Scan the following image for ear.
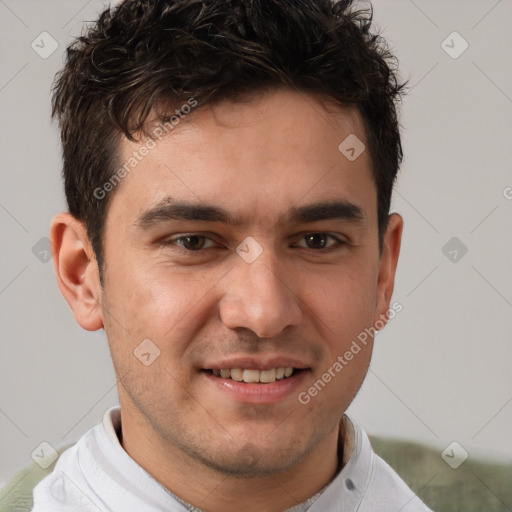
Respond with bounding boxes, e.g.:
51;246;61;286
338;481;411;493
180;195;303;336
50;212;104;331
373;213;403;327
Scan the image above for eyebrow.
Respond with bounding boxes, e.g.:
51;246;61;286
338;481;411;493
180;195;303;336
134;197;366;229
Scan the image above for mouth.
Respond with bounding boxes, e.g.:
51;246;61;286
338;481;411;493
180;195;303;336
205;367;302;384
200;357;311;403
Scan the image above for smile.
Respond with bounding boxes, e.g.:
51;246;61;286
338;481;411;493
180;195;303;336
208;367;297;383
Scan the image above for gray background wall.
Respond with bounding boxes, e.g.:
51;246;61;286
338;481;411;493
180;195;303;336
1;0;511;487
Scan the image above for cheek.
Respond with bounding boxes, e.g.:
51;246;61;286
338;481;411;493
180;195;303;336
104;259;225;352
309;264;378;341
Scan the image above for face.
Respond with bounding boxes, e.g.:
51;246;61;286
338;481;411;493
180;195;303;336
96;88;399;476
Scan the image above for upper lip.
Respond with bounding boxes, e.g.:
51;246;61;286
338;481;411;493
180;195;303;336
202;356;311;371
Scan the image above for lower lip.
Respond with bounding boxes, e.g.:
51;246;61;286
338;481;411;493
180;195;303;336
202;370;308;404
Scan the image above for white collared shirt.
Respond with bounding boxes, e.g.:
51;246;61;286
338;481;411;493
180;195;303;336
31;406;432;512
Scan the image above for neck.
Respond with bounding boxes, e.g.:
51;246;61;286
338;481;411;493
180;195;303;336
120;407;342;512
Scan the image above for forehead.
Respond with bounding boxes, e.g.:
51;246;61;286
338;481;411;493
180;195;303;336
110;88;375;229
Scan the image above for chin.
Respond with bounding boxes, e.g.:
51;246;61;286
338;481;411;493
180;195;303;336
192;441;308;477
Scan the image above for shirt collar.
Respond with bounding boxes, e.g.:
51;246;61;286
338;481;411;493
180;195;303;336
102;406;362;511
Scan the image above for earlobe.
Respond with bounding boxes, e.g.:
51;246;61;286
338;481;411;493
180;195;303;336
50;212;104;331
374;213;403;328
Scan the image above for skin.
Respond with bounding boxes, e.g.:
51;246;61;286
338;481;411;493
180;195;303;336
51;87;402;512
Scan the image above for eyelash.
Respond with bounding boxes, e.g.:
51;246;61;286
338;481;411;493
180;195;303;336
163;233;347;253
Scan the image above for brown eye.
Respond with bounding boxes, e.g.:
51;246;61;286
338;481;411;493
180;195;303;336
296;233;345;251
304;233;328;249
177;235;206;251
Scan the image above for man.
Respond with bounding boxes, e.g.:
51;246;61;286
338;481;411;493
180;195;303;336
31;0;432;510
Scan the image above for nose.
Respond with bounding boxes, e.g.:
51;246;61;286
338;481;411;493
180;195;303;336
219;248;303;339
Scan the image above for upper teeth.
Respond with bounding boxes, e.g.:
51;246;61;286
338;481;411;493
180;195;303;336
212;367;294;383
